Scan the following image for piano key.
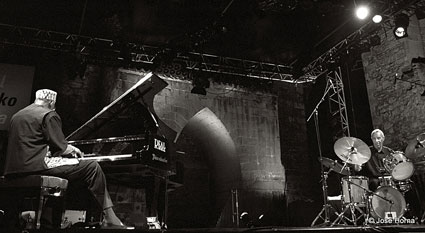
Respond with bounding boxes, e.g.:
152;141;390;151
80;154;133;162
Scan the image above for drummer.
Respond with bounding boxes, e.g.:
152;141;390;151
357;129;396;191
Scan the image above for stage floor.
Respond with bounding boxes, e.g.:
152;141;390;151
19;224;425;233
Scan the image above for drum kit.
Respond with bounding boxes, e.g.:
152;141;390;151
312;135;425;227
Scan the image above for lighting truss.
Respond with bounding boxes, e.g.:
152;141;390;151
327;67;350;137
0;23;297;83
174;52;296;82
298;0;424;83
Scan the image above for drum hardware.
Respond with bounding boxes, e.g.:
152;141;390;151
378;176;395;188
383;151;405;174
319;157;351;176
332;179;370;226
311;168;345;227
308;79;341;227
326;136;372;226
312;136;371;226
396;179;413;194
333;179;402;226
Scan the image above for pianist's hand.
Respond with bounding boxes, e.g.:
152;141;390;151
70;145;84;159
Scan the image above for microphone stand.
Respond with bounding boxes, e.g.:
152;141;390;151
310;79;337;227
345;180;394;205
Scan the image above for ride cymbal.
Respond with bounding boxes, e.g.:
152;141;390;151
334;137;371;165
405;133;425;159
319;157;350;175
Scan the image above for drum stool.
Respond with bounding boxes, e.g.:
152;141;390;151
0;175;68;229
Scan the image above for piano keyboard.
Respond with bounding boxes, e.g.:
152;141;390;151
80;153;133;162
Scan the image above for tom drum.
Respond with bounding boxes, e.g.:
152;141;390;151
341;176;369;206
392;161;414;181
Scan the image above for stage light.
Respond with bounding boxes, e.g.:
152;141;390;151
355;5;370;20
393;13;409;39
372;14;382;23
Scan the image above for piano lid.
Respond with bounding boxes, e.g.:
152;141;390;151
66;72;168;141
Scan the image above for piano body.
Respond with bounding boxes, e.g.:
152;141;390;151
66;72;180;224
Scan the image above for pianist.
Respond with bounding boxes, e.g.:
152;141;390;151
3;89;130;229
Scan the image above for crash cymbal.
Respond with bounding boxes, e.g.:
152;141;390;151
319;157;350;175
334;137;371;165
405;133;425;159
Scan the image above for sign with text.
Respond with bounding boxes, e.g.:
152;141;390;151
0;63;35;130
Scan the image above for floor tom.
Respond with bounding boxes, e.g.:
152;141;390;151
341;176;369;206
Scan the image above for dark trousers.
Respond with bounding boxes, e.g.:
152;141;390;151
39;160;113;210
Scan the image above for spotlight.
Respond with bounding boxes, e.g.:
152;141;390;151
372;14;382;23
393;13;409;39
355;5;370;20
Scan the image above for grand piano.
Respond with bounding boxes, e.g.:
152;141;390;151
66;72;181;226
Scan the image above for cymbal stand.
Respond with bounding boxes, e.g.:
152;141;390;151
311;168;342;226
331;180;369;226
308;79;338;227
332;180;396;226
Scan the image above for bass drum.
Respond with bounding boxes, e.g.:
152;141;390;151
369;186;406;219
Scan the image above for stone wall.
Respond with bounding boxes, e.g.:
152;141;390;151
362;15;425;150
150;74;285;227
0;48;312;228
277;82;321;226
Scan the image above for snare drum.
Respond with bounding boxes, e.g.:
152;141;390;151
341;176;369;205
369;186;406;220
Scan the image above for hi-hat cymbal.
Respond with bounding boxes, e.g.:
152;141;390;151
334;137;371;165
319;157;350;175
405;133;425;159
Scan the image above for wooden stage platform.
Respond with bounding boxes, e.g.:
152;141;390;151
18;224;425;233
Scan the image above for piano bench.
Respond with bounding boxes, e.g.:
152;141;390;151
0;175;68;229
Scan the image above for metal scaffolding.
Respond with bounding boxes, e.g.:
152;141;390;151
0;23;299;83
298;0;425;83
327;67;350;137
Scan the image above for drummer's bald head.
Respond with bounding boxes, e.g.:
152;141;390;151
371;129;384;138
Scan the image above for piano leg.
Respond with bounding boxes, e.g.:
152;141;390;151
147;172;170;229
